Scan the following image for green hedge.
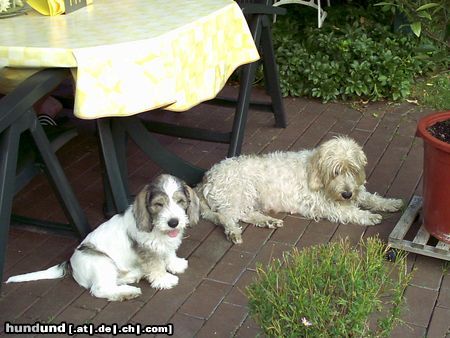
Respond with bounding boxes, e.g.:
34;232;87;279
271;4;445;102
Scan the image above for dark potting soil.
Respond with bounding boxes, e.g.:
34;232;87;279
427;119;450;144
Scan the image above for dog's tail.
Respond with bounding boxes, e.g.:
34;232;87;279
5;261;70;283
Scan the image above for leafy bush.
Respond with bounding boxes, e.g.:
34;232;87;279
375;0;449;48
271;4;446;102
247;237;413;338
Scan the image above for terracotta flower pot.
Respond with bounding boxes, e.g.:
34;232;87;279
416;111;450;244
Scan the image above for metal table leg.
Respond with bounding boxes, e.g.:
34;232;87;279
97;116;205;215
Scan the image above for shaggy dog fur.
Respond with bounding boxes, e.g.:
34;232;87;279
196;136;403;244
6;174;200;301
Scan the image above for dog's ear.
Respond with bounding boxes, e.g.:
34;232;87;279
354;147;367;186
356;147;368;168
356;167;367;186
183;183;200;226
133;185;153;232
307;149;323;191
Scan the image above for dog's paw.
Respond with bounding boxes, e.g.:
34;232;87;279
381;198;403;212
226;231;243;244
92;285;142;302
151;273;179;290
255;218;284;229
113;286;142;302
360;212;382;226
268;219;284;228
167;257;188;274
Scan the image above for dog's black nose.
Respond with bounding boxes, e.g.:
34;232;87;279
168;218;179;228
341;191;352;200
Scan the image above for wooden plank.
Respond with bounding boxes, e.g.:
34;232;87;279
389;239;450;261
388;196;449;262
389;196;422;240
412;225;430;248
436;241;450;251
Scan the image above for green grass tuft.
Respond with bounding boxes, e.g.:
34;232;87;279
411;71;450;110
247;237;412;338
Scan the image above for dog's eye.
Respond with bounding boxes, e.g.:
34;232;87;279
334;168;340;176
152;202;164;208
176;198;187;207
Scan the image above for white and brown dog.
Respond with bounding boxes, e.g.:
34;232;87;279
6;174;200;301
196;136;403;244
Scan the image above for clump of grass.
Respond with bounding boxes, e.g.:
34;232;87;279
411;71;450;110
247;237;412;338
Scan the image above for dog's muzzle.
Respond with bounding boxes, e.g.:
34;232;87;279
166;218;180;238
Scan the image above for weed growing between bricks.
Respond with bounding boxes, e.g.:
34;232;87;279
247;237;413;337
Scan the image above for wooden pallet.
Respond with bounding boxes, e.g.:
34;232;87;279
388;195;450;261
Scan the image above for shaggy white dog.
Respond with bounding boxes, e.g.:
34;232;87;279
196;136;403;244
6;174;200;301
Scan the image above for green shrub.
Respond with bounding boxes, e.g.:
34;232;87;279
374;0;449;48
272;4;446;102
247;237;413;338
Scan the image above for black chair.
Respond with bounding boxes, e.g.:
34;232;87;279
11;124;79;231
0;68;90;285
144;0;287;158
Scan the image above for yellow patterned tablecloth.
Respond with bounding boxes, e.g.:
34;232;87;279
0;0;259;119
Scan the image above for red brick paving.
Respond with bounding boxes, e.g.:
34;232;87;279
2;87;448;337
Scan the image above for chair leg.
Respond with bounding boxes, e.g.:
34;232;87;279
112;121;130;197
0;123;21;283
102;171;116;218
261;21;287;128
123;117;205;186
226;13;265;157
97;118;130;214
30;113;90;238
99;120;130;217
227;61;259;157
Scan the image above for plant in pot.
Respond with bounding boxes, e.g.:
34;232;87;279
416;111;450;244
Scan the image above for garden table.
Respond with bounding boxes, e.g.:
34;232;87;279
0;0;260;212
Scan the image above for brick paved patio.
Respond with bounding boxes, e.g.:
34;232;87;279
1;87;449;337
